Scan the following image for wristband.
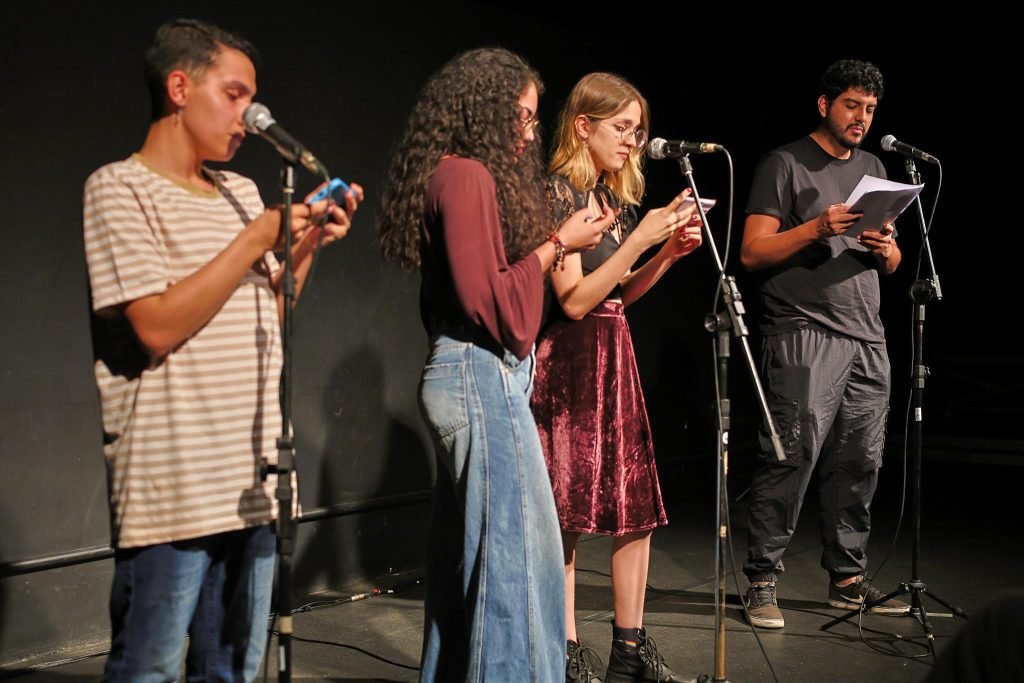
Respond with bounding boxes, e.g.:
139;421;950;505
548;231;566;271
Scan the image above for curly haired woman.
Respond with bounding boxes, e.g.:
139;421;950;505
379;49;612;683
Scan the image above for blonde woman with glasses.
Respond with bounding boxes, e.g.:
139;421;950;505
531;72;702;683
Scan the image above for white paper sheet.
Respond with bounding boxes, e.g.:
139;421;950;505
843;175;923;238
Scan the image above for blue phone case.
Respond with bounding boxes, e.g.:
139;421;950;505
310;177;352;203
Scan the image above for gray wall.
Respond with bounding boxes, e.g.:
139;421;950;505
1;2;1018;668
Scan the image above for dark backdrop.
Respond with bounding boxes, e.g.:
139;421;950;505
0;2;1018;667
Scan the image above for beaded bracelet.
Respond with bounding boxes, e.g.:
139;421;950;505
548;231;566;271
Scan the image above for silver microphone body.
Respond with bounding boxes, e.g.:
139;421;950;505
880;134;939;164
647;137;723;160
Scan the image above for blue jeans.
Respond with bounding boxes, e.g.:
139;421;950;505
417;336;566;682
103;524;276;683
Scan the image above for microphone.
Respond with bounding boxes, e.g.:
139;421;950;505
647;137;723;160
880;134;940;164
243;103;327;175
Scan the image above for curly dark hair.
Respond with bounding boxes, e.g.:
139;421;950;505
378;47;550;270
819;59;884;103
144;18;261;122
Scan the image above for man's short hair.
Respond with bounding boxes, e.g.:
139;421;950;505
820;59;884;103
144;18;260;121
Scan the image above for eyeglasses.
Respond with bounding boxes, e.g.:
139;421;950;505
598;120;647;148
515;105;539;132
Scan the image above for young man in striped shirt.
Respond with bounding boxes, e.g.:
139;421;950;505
83;18;359;681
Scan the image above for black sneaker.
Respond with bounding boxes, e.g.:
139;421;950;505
743;582;785;629
828;576;910;615
567;639;604;683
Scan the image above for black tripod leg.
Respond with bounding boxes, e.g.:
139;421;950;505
919;587;969;619
905;586;939;658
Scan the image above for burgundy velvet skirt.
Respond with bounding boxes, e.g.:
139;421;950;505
532;301;668;536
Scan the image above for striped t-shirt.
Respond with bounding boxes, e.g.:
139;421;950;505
83;154;283;548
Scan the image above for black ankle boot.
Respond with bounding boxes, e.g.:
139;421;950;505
604;625;687;683
566;639;604;682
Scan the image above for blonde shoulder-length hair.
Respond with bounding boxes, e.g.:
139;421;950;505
548;72;649;206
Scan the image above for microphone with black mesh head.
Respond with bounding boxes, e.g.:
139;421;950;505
647;137;723;160
880;135;940;165
243;103;327;175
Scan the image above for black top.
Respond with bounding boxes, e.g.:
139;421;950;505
548;174;639;302
745;136;889;343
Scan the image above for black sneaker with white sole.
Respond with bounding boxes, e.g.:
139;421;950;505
828;576;910;615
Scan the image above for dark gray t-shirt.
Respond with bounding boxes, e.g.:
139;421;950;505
746;135;888;342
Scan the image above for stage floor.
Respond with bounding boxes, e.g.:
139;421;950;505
10;455;1015;682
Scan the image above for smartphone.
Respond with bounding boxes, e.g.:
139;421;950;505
682;196;717;212
309;177;353;204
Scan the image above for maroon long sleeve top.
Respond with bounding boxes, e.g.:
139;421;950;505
419;157;544;360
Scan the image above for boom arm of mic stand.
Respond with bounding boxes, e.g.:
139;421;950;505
676;154;786;463
721;280;786;463
906;158;942;301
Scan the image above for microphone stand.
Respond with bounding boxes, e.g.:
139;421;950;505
820;158;966;654
675;152;786;683
260;160;298;682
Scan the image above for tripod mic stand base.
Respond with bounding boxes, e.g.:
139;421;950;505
669;674;714;683
820;578;967;659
